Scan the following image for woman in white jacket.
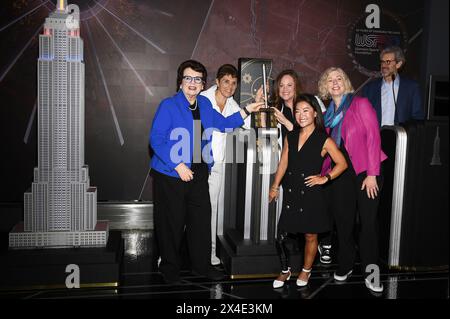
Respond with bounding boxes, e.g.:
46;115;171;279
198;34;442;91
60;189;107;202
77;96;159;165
200;64;250;266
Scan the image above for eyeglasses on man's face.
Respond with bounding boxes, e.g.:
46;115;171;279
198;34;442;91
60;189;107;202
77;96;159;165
183;75;203;84
380;59;396;65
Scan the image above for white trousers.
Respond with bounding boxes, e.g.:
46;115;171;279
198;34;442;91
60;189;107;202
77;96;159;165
208;162;225;265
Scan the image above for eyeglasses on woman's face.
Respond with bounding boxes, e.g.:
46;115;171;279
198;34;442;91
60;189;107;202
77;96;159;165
183;75;203;84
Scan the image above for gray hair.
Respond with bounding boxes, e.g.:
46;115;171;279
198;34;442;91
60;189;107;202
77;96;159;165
380;46;406;64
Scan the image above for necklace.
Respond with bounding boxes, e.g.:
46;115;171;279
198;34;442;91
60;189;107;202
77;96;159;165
188;99;198;111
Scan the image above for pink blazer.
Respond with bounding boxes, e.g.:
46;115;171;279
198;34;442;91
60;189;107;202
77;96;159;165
323;96;388;176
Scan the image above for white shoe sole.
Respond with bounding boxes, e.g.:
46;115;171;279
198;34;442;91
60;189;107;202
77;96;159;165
211;256;221;266
318;246;332;264
333;270;353;281
365;278;384;293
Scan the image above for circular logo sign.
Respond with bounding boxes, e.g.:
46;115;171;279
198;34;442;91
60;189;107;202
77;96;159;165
347;5;408;77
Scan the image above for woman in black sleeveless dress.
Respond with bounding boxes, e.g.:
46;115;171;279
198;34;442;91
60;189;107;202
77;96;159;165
269;94;348;288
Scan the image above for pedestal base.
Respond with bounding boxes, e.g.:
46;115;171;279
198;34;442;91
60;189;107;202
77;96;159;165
218;230;303;279
9;221;109;249
0;230;123;290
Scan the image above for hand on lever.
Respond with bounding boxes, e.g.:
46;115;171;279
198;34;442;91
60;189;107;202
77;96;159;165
271;107;294;131
246;101;265;113
255;84;270;103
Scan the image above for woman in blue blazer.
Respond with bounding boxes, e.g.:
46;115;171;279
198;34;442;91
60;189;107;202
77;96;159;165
149;59;263;284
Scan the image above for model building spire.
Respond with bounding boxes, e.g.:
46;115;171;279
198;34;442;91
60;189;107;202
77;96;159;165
58;0;67;11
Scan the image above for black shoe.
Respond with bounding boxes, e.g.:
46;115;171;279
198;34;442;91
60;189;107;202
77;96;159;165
161;272;181;285
211;264;224;273
206;267;226;281
192;267;226;281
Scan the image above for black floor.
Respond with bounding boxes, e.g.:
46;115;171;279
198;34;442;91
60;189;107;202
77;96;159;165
0;230;448;300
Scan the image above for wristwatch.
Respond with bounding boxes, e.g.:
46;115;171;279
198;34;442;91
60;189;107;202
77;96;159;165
325;173;332;182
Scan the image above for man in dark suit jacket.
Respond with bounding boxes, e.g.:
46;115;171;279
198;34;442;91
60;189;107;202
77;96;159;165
362;46;425;126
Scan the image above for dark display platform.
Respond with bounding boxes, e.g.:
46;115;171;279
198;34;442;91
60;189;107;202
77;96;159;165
0;231;123;290
218;231;303;278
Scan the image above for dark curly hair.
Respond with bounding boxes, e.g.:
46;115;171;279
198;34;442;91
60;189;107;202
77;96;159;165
176;59;207;91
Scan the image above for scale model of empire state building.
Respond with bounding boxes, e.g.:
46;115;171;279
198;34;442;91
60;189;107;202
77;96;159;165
9;0;108;248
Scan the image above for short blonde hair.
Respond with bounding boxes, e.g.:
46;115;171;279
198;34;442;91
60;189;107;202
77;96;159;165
317;67;354;100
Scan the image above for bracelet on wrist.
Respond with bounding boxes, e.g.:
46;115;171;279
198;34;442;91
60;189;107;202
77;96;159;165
325;173;332;182
243;106;251;116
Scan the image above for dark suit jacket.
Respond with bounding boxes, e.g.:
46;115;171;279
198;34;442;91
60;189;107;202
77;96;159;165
361;76;425;126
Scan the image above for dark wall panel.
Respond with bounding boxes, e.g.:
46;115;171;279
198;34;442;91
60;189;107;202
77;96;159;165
1;0;427;201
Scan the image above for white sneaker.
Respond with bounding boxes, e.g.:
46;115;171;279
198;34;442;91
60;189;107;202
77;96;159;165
333;269;353;281
318;244;332;264
211;255;221;266
365;277;384;293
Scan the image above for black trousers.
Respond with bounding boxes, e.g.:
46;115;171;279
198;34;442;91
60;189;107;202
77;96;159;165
323;167;383;273
323;167;357;273
152;166;211;281
355;172;384;272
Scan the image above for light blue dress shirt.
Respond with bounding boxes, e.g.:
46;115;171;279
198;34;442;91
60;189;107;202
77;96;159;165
381;74;400;126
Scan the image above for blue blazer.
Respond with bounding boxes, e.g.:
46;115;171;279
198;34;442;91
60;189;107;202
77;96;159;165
362;76;425;126
149;90;244;178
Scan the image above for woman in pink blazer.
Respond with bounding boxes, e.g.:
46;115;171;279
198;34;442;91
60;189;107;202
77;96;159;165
318;67;387;294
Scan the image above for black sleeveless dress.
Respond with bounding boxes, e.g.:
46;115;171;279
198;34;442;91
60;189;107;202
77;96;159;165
277;128;331;234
